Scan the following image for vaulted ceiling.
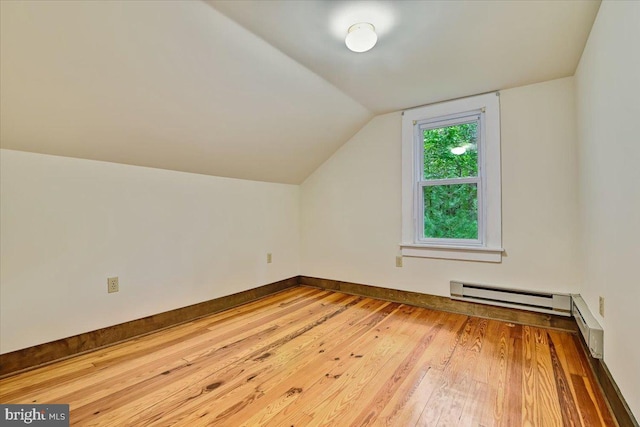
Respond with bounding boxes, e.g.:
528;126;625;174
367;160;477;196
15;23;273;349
0;1;600;184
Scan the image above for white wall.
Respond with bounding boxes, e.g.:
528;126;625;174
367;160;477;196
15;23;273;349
0;149;299;354
301;77;580;297
575;1;640;418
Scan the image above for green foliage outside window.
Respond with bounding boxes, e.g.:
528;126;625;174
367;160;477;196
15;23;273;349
423;123;479;239
423;184;478;239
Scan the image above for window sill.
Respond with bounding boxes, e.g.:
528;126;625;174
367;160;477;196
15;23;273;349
400;243;503;263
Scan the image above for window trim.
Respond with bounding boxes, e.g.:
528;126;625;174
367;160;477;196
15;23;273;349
400;92;503;262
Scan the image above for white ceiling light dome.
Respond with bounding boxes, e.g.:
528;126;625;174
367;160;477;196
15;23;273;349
345;22;377;53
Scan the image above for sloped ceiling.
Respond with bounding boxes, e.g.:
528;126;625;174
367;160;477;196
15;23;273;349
1;1;600;184
209;0;601;114
0;1;370;184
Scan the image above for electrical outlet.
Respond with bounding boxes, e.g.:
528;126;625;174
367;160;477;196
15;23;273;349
396;256;403;267
107;277;119;293
599;296;605;317
267;253;272;264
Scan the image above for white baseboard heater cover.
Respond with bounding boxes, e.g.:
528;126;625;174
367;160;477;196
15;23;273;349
450;281;572;317
572;295;604;359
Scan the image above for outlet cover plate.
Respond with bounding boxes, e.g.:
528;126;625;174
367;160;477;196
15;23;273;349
108;277;119;293
598;296;604;317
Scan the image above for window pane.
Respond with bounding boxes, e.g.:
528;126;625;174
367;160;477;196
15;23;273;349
423;122;478;179
423;184;478;239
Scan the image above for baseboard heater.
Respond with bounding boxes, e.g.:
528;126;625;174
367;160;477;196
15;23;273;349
450;281;572;316
572;294;604;359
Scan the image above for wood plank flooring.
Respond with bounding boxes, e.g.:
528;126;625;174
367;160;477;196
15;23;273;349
0;286;616;426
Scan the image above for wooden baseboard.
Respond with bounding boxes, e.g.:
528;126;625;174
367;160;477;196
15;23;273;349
299;276;578;332
0;277;298;378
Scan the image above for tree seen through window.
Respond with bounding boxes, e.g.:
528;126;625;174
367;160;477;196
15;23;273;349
422;122;478;239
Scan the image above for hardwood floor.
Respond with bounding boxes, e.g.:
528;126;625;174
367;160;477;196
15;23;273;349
0;286;616;426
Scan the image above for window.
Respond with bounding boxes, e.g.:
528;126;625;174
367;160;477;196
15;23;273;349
419;112;481;243
401;93;502;262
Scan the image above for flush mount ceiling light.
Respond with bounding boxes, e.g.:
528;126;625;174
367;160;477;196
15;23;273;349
345;22;377;53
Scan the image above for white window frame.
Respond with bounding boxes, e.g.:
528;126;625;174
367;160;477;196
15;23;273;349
401;92;503;262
